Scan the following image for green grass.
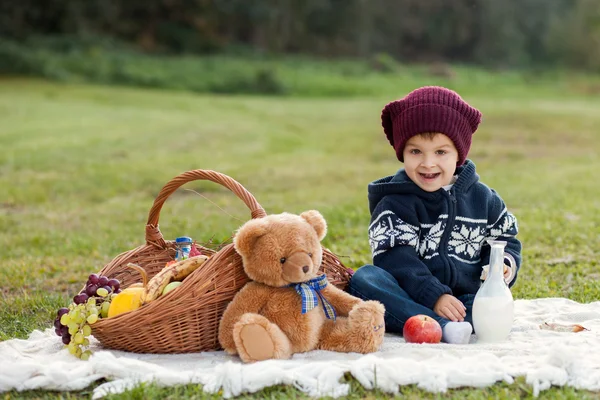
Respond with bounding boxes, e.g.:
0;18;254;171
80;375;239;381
1;75;600;399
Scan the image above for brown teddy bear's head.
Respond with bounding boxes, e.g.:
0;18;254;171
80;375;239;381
233;210;327;287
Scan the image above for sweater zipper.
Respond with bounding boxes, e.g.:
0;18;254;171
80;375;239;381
441;190;457;286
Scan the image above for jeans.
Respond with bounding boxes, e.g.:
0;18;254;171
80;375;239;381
347;264;475;333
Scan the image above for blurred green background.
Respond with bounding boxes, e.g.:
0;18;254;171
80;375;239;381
2;0;600;95
1;1;600;399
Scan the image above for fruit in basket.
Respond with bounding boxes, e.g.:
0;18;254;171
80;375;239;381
104;255;208;317
53;273;119;359
106;264;147;318
107;286;145;318
162;281;182;295
142;255;209;303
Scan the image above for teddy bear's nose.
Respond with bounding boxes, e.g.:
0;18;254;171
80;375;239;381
302;266;309;273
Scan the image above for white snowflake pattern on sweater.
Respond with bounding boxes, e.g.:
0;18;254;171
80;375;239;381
369;211;419;256
448;217;488;264
488;208;518;240
370;208;518;263
418;219;447;259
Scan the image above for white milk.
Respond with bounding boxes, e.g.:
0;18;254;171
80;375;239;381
472;296;514;343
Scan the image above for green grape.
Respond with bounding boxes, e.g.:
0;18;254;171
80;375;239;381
60;280;116;360
68;342;78;355
74;333;84;344
60;313;71;325
72;313;83;324
100;301;110;318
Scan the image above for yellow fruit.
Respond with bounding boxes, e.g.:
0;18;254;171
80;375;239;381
107;286;145;318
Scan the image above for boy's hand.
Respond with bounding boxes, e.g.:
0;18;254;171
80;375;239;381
504;265;512;282
433;294;466;322
480;264;513;283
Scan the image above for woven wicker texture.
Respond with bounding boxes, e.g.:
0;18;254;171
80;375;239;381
91;170;353;353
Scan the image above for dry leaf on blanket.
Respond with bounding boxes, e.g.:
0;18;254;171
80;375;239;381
540;322;589;332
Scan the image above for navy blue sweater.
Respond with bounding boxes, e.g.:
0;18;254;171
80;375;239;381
368;160;522;310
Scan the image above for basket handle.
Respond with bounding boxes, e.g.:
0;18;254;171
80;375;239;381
145;170;266;247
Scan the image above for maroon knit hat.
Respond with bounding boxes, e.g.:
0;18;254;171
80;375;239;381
381;86;482;166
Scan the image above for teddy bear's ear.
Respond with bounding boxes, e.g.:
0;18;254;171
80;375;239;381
300;210;327;241
233;218;268;256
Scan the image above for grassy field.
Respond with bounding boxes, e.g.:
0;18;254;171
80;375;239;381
1;75;599;399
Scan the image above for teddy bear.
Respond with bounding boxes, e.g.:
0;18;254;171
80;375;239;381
218;210;385;363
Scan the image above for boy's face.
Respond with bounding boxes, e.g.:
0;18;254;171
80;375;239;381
402;133;459;192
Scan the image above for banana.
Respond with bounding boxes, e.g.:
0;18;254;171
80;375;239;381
142;255;209;304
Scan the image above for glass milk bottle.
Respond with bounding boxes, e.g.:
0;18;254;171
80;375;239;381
472;240;515;342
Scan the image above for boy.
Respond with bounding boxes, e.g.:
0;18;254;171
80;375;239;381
348;86;522;344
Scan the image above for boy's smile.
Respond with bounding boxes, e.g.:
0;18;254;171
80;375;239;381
402;133;459;192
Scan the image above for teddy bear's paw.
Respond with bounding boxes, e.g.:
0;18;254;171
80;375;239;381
238;323;275;362
233;313;292;363
359;300;385;315
349;301;385;325
349;301;386;340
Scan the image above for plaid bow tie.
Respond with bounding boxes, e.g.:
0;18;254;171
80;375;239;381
290;274;337;321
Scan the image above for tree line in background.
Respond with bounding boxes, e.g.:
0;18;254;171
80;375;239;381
2;0;600;71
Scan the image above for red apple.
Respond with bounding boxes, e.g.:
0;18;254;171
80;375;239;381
403;314;442;344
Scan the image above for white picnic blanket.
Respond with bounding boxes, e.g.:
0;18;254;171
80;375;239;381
1;298;599;398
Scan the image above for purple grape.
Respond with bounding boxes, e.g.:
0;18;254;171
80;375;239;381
60;326;69;336
88;274;99;284
86;284;98;297
55;328;62;336
54;318;62;329
100;285;112;294
98;276;109;286
114;288;122;294
107;279;120;290
73;293;89;305
56;308;69;318
61;333;71;345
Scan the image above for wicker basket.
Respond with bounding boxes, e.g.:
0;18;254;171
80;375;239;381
91;169;353;353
